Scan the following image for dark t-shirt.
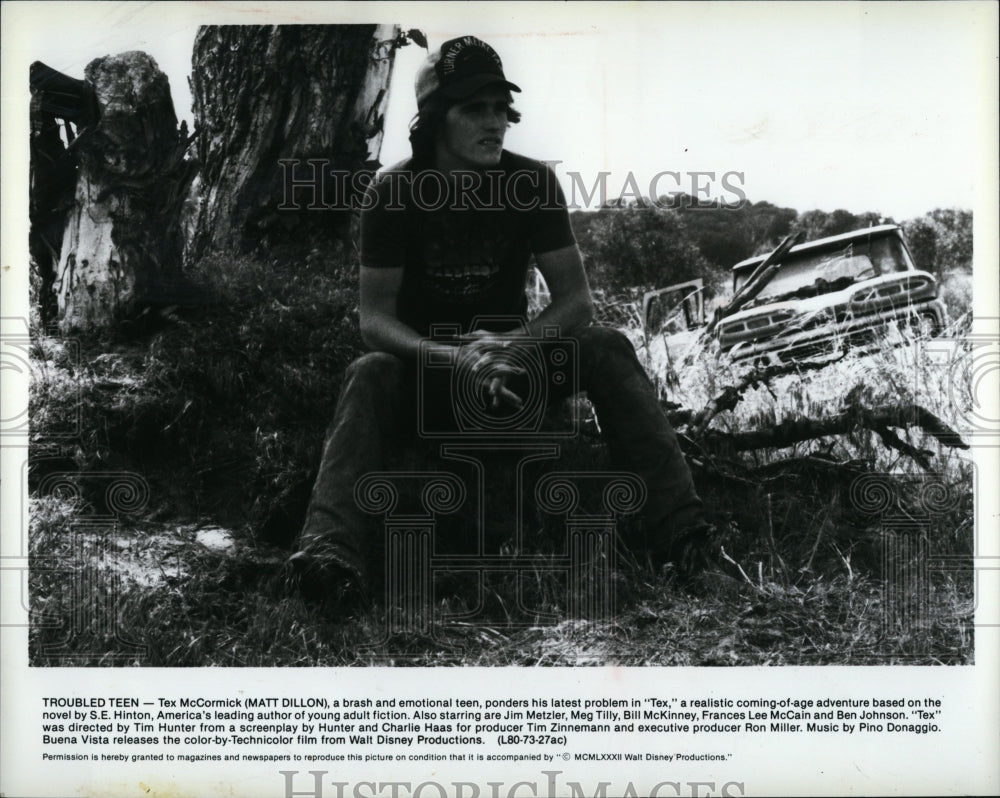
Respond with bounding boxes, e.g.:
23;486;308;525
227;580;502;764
360;151;575;335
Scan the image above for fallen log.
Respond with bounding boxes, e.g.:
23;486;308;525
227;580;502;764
699;403;968;469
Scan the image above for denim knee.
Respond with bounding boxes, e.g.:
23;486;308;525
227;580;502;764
575;325;635;356
343;351;406;392
574;325;641;375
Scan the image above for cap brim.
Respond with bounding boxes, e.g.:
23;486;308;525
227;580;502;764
439;74;521;101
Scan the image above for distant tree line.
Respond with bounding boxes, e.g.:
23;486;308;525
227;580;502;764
900;208;973;279
571;195;973;294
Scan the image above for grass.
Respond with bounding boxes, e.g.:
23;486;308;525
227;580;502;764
30;249;363;533
29;489;971;666
27;256;975;666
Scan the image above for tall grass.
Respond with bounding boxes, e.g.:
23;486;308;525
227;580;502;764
28;260;974;666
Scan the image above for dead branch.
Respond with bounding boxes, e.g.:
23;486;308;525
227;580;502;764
700;403;968;466
689;354;846;436
704;231;804;335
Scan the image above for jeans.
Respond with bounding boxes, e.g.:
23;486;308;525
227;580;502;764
296;326;705;580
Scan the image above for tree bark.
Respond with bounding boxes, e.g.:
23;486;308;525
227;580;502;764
38;52;196;331
189;24;407;259
29;62;99;326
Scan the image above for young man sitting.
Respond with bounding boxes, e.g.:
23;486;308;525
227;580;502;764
289;35;723;608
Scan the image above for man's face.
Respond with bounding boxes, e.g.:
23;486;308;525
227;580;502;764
436;86;511;171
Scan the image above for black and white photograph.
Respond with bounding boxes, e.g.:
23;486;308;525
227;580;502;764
2;1;998;796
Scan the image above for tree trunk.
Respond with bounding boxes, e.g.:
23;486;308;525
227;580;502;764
29;62;99;326
35;53;196;331
190;24;408;259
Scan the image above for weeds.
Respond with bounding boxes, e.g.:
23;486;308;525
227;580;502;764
28;258;975;666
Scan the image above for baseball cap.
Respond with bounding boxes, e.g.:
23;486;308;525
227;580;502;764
415;35;521;108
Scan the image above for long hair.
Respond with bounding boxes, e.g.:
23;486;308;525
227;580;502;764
408;91;521;166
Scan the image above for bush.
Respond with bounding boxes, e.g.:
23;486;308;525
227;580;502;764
30;249;364;531
585;204;713;293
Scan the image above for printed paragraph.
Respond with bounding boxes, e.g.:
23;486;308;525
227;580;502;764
38;693;946;764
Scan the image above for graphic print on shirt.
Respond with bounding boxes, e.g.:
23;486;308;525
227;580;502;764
420;210;517;306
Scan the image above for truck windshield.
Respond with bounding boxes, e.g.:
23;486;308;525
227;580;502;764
735;236;911;302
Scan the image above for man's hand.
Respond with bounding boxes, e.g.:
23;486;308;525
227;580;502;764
456;330;525;411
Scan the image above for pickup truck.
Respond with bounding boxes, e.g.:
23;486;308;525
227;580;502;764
643;225;946;365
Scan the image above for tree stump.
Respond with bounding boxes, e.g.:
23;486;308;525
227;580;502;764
189;24;407;259
29;62;99;326
44;52;195;330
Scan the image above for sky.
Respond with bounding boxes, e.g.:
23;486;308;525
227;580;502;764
4;1;998;220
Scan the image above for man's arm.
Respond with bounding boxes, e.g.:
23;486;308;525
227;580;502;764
522;243;594;337
462;244;594;409
359;266;432;362
361;242;593;351
360;265;524;407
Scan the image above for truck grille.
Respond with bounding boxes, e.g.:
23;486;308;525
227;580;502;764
719;309;795;346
